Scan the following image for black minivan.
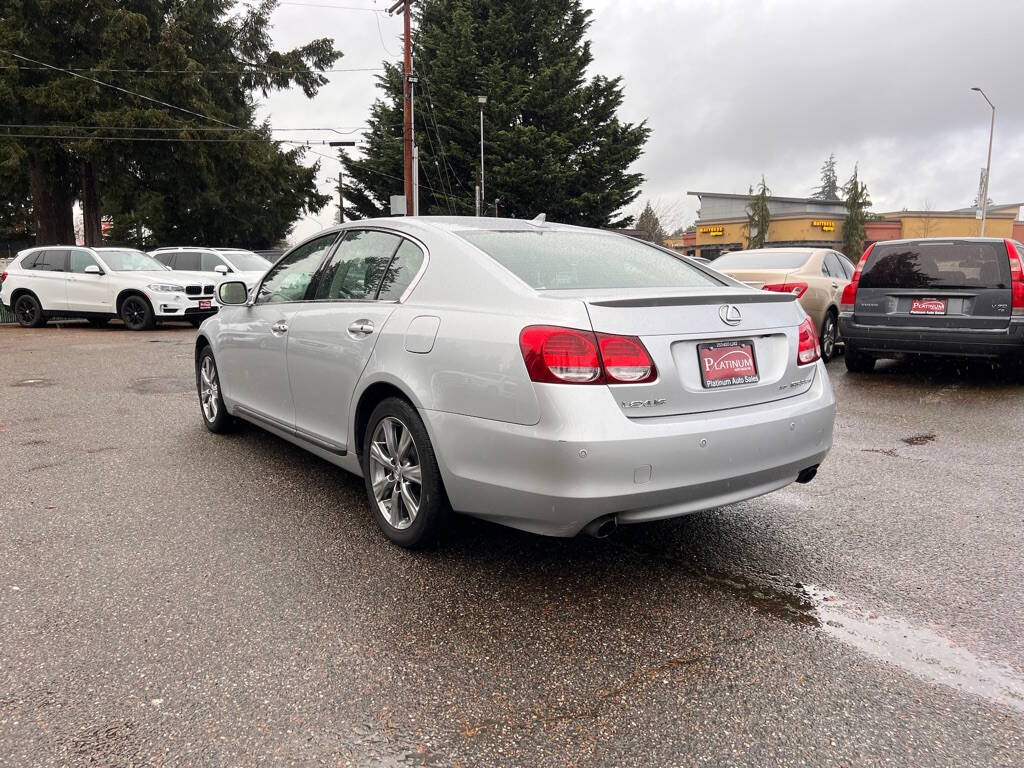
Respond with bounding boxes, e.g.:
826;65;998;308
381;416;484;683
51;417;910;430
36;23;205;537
838;237;1024;372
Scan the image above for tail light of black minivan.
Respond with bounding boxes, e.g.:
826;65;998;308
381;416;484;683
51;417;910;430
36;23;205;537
840;243;874;312
1004;240;1024;317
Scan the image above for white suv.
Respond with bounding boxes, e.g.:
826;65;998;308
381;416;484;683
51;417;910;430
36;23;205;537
0;246;221;330
150;247;270;291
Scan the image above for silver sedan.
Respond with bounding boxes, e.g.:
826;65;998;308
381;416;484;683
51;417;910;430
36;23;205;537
195;217;835;547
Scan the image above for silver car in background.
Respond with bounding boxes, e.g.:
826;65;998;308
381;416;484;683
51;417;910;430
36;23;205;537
195;217;836;547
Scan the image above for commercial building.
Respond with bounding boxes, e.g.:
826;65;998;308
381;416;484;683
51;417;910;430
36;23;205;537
664;191;1024;260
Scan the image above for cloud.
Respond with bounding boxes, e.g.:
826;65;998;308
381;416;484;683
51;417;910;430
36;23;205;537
261;0;1024;241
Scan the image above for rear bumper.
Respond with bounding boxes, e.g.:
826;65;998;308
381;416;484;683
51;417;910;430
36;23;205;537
839;314;1024;358
422;363;835;537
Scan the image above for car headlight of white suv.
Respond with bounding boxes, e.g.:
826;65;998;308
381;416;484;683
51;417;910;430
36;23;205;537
148;283;186;293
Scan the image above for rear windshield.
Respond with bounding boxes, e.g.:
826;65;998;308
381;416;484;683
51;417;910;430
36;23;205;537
712;251;810;270
458;230;722;290
860;241;1010;289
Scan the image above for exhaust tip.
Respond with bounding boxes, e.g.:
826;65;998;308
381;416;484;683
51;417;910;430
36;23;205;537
796;465;819;484
583;514;618;538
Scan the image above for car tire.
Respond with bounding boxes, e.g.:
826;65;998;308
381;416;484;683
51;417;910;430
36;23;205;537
819;310;838;363
120;295;155;331
362;397;448;548
845;344;876;373
196;346;232;433
87;317;110;328
14;294;46;328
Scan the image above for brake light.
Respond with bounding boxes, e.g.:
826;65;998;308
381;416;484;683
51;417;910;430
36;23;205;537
597;333;656;383
840;243;874;311
519;325;656;384
0;271;6;285
1004;240;1024;316
797;316;821;365
762;282;808;298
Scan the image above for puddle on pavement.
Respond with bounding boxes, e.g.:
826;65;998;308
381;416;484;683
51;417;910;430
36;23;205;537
802;585;1024;713
611;541;1024;713
11;378;54;387
127;376;192;395
901;432;937;446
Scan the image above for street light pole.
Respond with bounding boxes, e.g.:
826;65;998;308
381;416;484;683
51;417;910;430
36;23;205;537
971;86;995;236
477;95;487;217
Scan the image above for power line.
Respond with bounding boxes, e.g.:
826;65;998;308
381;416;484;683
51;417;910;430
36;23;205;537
240;0;384;11
2;64;385;75
0;48;243;130
0;123;379;133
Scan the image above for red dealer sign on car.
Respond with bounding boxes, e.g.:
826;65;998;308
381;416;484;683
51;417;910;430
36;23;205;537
698;340;760;388
910;298;947;315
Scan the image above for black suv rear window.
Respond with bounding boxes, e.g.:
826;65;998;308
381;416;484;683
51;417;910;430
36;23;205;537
860;241;1010;290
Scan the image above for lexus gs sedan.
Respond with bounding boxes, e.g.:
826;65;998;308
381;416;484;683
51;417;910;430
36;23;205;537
195;217;836;548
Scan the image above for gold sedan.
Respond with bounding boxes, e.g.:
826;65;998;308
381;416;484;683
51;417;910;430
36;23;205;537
710;247;856;362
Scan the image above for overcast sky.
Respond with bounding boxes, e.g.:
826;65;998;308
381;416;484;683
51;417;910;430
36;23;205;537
257;0;1024;242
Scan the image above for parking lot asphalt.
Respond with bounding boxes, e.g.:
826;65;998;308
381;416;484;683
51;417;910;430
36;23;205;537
1;322;1022;767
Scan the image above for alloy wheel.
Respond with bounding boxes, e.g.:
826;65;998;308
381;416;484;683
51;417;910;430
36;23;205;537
123;298;147;330
199;356;220;422
15;297;38;325
368;416;422;530
822;316;837;359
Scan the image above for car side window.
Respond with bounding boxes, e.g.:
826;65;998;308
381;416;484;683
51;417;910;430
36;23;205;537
837;254;855;279
153;252;174;267
201;252;227;272
313;230;401;301
21;252;41;269
69;249;99;273
820;258;832;277
824;252;843;279
257;232;339;304
378;239;425;300
31;250;67;272
175;251;202;271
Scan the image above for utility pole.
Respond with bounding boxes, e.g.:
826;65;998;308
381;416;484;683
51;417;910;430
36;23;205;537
477;95;487;216
971;87;995;236
328;141;356;223
410;75;419;216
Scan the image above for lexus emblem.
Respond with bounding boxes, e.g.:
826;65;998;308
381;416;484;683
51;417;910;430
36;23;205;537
719;304;742;326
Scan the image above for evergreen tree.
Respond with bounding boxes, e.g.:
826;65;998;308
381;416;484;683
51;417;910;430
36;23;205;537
745;176;771;249
842;164;871;259
635;201;666;243
0;0;341;247
343;0;650;226
812;153;840;201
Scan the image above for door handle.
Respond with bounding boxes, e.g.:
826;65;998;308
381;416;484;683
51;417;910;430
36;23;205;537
347;319;375;336
271;321;288;334
831;282;839;289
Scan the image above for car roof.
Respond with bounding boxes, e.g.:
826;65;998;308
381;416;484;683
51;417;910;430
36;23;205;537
872;237;1010;246
725;247;825;254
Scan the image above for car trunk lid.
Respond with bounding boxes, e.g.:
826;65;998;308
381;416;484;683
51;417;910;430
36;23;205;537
716;267;793;290
551;287;818;417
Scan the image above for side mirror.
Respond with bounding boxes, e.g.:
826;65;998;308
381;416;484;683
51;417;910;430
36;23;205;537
84;264;103;275
218;280;249;306
214;264;229;275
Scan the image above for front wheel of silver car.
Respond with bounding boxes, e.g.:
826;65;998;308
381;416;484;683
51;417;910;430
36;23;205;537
362;397;448;548
196;347;232;433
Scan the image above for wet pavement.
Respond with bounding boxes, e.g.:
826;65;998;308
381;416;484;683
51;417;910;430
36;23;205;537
1;323;1022;766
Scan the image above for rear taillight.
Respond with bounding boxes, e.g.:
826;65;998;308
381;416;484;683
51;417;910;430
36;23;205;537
1005;240;1024;316
519;325;656;384
840;243;874;312
0;271;6;285
762;282;808;298
797;317;821;365
597;334;656;383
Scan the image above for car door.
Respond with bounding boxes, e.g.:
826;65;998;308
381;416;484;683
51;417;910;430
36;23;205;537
25;249;69;311
65;249;114;313
287;230;424;453
215;231;341;430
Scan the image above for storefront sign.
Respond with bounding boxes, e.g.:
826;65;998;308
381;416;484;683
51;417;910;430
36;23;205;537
812;219;836;232
698;225;725;236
